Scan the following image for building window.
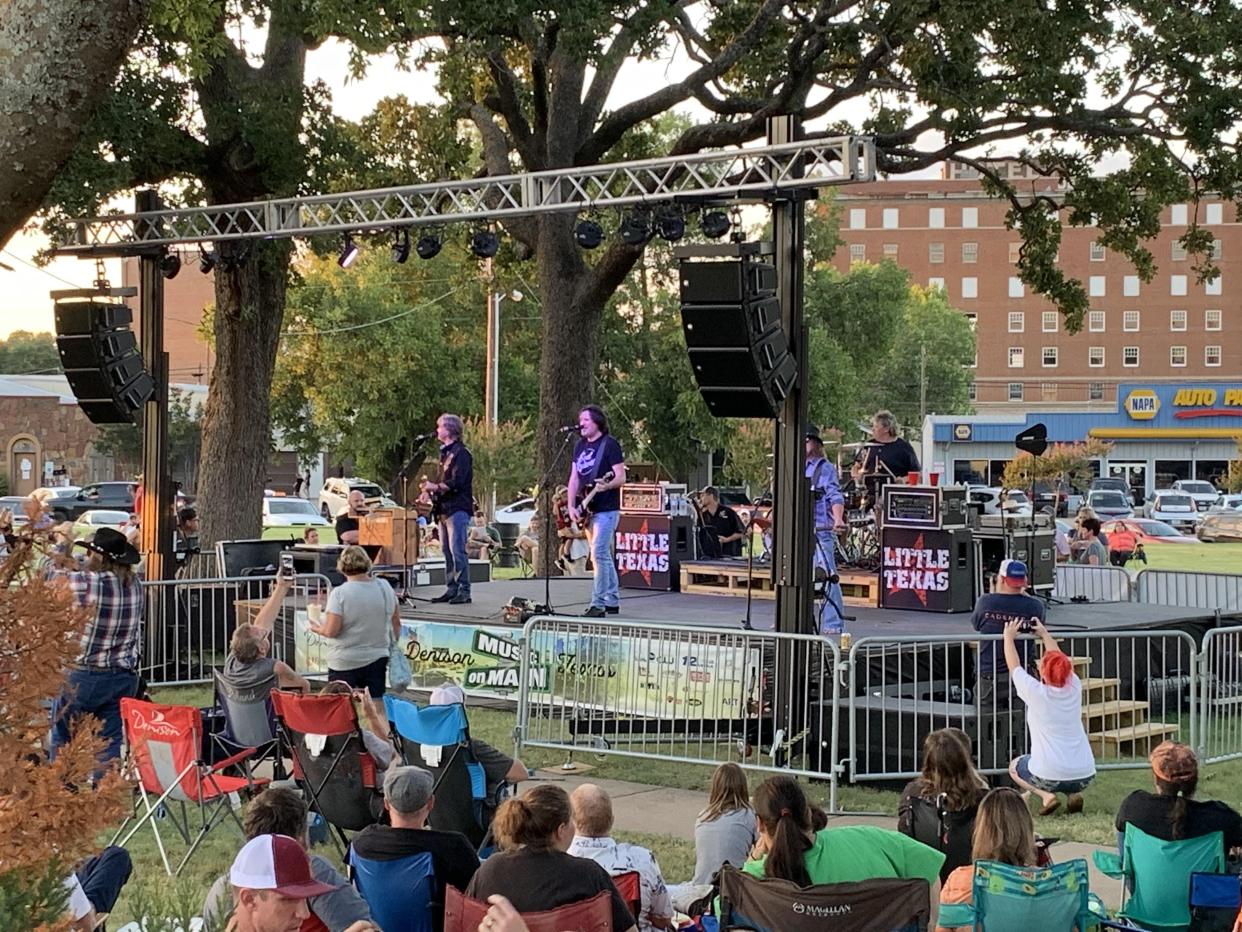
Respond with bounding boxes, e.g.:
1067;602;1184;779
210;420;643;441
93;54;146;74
849;208;866;229
1009;347;1025;368
929;242;944;263
1090;241;1106;261
967;381;977;402
1171;241;1188;262
1171;203;1189;225
1008;382;1024;402
1008;311;1024;333
1206;345;1222;367
962;242;978;263
961;277;977;298
1171;345;1187;367
1089;382;1104;401
1206;309;1222;330
1008;242;1021;263
1212;239;1222;260
1042;382;1058;401
849;243;866;262
882;207;899;229
1123;310;1140;331
1042;311;1058;333
1089;310;1105;332
883;243;899;258
1206;275;1222;296
1207;203;1224;224
929;206;945;228
1089;346;1105;367
1008;277;1024;298
1123;346;1140;367
1089;276;1106;297
962;207;978;228
1042;346;1058;367
1170;309;1187;331
1171;274;1188;296
1123;275;1140;297
928;276;945;290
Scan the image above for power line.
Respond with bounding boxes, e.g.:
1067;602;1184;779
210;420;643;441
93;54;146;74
0;248;95;289
280;287;463;336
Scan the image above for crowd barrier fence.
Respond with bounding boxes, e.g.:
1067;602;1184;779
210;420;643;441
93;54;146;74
1135;569;1242;613
1051;564;1132;602
1199;624;1242;764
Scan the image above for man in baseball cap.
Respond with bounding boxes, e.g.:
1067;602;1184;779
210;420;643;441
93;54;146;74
228;834;336;932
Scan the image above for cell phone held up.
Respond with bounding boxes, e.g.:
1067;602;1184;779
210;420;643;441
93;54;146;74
1017;616;1039;634
279;552;296;579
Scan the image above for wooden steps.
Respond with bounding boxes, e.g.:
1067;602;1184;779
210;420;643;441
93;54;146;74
839;570;880;607
1082;677;1121;704
680;561;776;599
1062;655;1179;758
1091;721;1181;758
1081;699;1151;731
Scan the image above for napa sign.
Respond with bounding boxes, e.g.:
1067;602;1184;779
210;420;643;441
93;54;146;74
1122;384;1242;423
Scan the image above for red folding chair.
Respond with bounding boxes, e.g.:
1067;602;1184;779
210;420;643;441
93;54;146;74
612;871;641;924
443;886;612;932
113;697;268;875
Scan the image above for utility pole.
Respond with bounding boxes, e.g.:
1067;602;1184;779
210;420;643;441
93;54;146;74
919;344;927;426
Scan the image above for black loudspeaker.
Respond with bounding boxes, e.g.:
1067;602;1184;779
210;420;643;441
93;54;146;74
53;301;154;425
679;254;797;418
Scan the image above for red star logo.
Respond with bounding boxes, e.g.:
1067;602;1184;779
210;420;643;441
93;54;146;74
887;532;930;606
636;518;654;587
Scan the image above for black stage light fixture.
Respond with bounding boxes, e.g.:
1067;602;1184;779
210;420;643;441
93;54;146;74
574;218;604;249
159;251;181;279
416;232;442;260
701;210;732;240
470;229;500;259
655;206;686;243
619;208;653;246
338;233;360;268
199;247;218;274
392;228;411;264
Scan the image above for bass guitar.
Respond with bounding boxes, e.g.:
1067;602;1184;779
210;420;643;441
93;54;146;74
576;470;616;517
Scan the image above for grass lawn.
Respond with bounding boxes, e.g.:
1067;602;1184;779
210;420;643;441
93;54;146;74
1133;540;1242;575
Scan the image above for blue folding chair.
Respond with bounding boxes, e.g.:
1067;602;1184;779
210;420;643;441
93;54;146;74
349;849;435;932
384;696;495;851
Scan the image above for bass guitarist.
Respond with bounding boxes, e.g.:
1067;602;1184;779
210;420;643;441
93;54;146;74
567;404;626;618
422;413;474;605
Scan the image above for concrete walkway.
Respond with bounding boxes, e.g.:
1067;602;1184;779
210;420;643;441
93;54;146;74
534;769;1124;910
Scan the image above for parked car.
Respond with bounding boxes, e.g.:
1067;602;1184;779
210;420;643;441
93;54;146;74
1090;476;1137;506
1197;511;1242;543
1031;480;1072;517
262;496;337;543
1085;489;1134;519
1141;492;1200;531
966;486;1033;516
494;496;536;531
1170;479;1220;513
32;486;82;502
1102;518;1198;545
1210;494;1242;513
318;477;388;519
49;482;137;521
0;495;32;528
71;509;132;540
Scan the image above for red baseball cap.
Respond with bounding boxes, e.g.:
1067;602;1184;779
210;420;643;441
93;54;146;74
229;834;336;898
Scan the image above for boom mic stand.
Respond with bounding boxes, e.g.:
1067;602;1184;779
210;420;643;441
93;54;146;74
393;435;431;603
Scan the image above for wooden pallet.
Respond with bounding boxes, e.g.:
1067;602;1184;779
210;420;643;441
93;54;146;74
1090;721;1180;758
839;569;880;607
679;561;776;599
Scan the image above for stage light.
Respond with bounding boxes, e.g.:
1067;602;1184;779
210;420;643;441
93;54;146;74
700;210;731;240
574;218;604;249
618;209;653;246
655;206;685;242
416;232;442;260
159;251;181;280
338;233;359;268
392;228;411;264
198;247;218;274
470;229;500;259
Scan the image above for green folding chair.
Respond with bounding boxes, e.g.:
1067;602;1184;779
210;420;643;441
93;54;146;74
1092;824;1226;932
937;858;1103;931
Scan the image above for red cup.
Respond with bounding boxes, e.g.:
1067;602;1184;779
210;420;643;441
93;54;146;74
908;471;921;485
929;472;940;487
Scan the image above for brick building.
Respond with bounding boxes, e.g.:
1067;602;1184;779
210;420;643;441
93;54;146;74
121;253;215;383
831;165;1239;412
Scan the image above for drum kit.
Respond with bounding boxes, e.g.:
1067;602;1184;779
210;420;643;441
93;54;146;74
836;429;898;570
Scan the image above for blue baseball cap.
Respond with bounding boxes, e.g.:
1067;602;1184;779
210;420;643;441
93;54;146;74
999;559;1028;582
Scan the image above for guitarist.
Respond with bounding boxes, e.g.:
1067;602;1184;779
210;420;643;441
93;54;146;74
421;413;475;605
567;404;626;618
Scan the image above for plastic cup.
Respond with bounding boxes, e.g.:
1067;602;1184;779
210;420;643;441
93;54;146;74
908;471;921;485
929;472;940;487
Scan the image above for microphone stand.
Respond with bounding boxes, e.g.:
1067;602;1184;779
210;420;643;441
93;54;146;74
525;430;579;616
393;436;431;603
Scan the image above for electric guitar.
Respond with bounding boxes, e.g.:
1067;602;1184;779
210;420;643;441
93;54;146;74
576;470;616;517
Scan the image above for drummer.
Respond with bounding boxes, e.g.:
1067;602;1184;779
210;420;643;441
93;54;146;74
852;409;921;482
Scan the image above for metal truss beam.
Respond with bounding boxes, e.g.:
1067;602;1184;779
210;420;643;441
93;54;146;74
59;136;874;253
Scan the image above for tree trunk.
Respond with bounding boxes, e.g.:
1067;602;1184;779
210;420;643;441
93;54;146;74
197;240;291;548
0;0;146;246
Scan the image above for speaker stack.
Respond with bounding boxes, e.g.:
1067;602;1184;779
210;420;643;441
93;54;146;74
678;250;796;418
54;301;155;424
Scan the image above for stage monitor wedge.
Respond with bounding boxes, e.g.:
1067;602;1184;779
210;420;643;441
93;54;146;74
53;299;155;425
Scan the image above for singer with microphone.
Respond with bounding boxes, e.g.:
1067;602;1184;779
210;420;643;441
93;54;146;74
422;414;475;605
566;405;626;618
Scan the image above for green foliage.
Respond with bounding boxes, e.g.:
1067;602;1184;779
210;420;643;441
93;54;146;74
464;417;537;507
1227;439;1242;495
720;421;774;492
0;330;61;374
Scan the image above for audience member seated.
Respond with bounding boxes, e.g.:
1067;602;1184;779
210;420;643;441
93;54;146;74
222;574;312;698
898;728;989;880
428;684;527;818
1116;741;1242;854
568;783;673;931
466;511;500;561
61;846;133;932
205;801;377;932
668;762;756;913
464;783;638;932
320;682;399;772
935;787;1038;931
515;516;541;571
742;775;943;925
350;765;480;929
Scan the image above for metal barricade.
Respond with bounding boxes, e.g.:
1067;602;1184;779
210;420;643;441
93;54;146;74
1052;565;1132;603
1135;569;1242;612
846;629;1197;781
1199;625;1242;763
139;573;332;686
516;616;842;807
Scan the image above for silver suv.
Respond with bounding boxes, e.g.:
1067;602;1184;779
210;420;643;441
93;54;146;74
318;477;388;519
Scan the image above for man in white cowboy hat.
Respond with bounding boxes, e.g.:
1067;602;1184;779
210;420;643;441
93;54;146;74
48;526;145;771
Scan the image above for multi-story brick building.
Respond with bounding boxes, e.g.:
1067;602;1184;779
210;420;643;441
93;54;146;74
831;164;1238;412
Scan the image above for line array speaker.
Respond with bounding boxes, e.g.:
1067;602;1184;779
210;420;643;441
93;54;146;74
53;300;155;425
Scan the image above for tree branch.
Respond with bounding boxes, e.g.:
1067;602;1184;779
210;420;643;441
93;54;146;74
469;103;537;248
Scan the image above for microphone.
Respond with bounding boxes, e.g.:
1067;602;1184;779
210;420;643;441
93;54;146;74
558;424;582;433
412;431;434;443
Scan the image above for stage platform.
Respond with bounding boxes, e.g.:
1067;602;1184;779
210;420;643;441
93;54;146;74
401;576;1227;639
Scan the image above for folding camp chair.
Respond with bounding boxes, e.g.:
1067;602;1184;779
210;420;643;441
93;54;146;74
212;668;285;779
716;864;930;932
937;858;1101;931
612;871;641;924
384;695;498;851
349;850;436;932
113;697;268;876
271;690;385;854
443;886;612;932
1094;824;1227;931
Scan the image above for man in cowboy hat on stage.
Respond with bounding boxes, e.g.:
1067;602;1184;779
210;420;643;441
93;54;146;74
805;424;848;636
49;526;145;773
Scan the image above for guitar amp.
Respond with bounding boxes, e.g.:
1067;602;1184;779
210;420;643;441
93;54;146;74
620;484;666;514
